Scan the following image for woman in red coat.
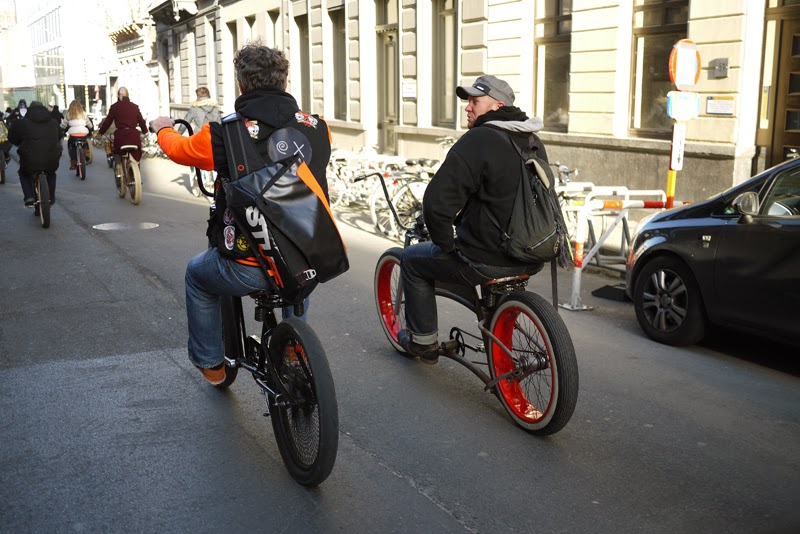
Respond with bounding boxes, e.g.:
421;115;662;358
96;87;147;162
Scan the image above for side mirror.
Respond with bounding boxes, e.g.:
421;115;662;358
732;191;759;224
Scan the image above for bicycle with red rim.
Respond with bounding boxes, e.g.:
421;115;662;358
369;171;579;435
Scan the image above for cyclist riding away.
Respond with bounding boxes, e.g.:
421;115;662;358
398;75;548;364
95;87;147;184
64;100;93;169
176;86;221;134
149;43;332;385
8;100;62;207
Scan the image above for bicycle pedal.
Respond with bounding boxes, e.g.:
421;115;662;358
440;339;459;353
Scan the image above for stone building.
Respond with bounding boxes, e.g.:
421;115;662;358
148;0;798;202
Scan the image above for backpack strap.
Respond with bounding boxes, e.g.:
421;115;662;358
220;112;265;180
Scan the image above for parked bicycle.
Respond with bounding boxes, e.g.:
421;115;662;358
372;172;578;435
175;118;339;486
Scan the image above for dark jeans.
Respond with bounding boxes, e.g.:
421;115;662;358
19;168;56;202
400;241;532;345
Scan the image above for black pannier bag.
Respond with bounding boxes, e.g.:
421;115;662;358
220;114;349;304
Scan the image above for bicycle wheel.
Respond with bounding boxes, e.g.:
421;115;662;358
126;158;142;205
76;146;86;180
487;292;578;435
391;181;426;233
35;175;50;229
115;160;126;198
374;247;407;354
369;184;396;239
268;318;338;487
327;176;347;209
0;154;5;184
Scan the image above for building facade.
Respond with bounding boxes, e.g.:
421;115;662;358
148;0;794;202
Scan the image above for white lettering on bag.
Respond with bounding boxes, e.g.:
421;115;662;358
245;206;271;250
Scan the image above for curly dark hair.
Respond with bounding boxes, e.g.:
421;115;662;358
234;43;289;93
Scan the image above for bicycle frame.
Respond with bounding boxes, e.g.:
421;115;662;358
372;170;536;390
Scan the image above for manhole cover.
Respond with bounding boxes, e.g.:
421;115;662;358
92;222;160;231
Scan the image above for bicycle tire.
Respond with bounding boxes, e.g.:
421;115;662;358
126;158;142;205
487;291;578;435
35;175;50;228
77;146;86;180
115;160;126;198
373;248;407;354
390;181;426;234
0;155;5;184
268;318;338;487
327;176;347;209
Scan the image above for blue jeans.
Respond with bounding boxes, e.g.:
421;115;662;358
400;242;534;345
185;247;308;369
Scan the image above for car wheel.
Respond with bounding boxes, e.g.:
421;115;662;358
633;256;706;346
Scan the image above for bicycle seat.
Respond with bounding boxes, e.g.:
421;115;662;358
482;274;530;294
120;145;138;151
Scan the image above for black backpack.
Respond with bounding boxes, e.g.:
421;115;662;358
219;114;349;304
484;129;573;268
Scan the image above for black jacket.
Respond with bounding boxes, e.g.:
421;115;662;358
423;107;547;267
8;102;62;173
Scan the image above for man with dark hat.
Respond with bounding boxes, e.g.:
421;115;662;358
397;75;549;364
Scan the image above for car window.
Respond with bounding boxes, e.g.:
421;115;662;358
761;167;800;217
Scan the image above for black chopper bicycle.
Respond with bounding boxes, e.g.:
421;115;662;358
174;119;339;486
368;171;579;435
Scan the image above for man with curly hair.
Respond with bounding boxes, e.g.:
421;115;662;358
150;44;332;386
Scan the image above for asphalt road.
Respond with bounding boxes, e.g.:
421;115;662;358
1;149;798;533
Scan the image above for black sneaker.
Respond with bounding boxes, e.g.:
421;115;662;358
24;198;34;208
397;329;440;365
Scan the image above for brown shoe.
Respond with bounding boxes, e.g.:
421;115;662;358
70;159;76;170
199;364;226;385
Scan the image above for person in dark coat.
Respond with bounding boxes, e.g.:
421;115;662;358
6;99;28;130
96;87;147;164
8;101;62;207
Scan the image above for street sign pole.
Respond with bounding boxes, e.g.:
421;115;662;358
666;39;701;209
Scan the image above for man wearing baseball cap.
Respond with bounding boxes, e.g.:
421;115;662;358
397;75;548;364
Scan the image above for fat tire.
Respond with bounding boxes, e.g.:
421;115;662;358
488;292;578;435
268;318;338;487
633;256;706;346
35;175;51;229
127;158;142;205
374;248;408;354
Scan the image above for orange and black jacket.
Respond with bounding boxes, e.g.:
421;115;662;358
158;89;332;266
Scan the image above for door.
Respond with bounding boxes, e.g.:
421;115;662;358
714;166;800;340
377;29;399;155
772;18;800;163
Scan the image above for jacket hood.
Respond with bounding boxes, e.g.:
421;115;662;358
474;106;543;134
191;98;219;109
234;89;300;128
26;103;54;124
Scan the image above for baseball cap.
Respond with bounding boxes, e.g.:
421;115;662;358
456;75;515;105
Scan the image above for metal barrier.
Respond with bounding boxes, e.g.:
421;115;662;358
560;192;689;311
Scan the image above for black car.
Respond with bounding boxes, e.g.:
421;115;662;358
626;157;800;347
